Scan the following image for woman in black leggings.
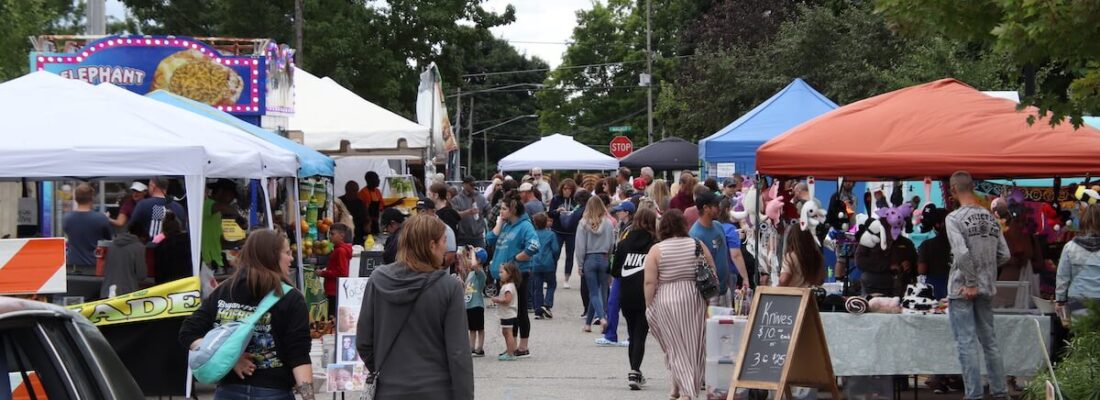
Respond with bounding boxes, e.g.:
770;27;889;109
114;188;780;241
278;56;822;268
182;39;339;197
610;206;658;390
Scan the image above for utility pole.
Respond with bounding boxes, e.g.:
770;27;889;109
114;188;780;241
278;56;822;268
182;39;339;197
86;0;105;35
294;0;304;61
454;87;463;177
645;0;654;144
468;97;475;176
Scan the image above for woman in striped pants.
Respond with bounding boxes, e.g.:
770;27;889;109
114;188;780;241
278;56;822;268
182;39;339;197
644;210;713;400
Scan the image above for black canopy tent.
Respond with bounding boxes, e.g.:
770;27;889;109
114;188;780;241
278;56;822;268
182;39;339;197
618;136;699;171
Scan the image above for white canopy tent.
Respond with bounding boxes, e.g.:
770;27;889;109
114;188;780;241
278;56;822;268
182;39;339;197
288;68;430;151
497;133;619;171
0;72;300;278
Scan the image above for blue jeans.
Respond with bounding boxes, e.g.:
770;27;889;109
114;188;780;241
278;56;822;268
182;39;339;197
583;253;610;325
532;270;557;312
949;296;1006;399
214;385;295;400
603;277;622;342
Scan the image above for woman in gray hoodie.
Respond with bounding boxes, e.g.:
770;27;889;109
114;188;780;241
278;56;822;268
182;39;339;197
357;215;474;399
1056;203;1100;319
100;222;147;299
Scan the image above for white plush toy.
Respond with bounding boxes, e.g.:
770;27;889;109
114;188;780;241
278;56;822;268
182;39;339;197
799;199;827;246
856;214;888;250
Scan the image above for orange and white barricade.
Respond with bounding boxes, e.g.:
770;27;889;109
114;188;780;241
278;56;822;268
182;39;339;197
0;238;66;295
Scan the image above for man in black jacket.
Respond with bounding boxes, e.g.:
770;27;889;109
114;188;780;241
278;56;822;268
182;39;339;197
381;208;407;265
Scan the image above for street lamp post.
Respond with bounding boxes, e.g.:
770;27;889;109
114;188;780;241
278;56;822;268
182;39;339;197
468;114;538;177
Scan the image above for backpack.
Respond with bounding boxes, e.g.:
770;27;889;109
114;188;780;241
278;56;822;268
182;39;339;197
188;283;293;384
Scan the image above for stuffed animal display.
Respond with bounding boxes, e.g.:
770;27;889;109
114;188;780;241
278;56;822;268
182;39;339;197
901;276;938;315
867;296;902;314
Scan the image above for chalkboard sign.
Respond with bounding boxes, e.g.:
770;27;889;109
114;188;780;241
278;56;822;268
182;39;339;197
739;292;801;383
358;251;384;277
729;287;838;399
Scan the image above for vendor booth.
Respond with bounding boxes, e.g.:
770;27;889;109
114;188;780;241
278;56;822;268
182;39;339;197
733;78;1100;396
757;78;1100;179
288;68;429;156
619;136;699;171
497;133;619;171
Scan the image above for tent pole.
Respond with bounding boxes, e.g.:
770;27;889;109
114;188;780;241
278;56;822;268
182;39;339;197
290;178;305;288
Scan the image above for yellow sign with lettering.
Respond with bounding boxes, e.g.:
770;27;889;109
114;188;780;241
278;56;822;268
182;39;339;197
67;277;201;326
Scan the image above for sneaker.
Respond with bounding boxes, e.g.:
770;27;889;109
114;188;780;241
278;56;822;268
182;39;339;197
628;371;646;390
617;340;630;347
541;306;553;319
498;353;517;361
472;349;485;357
595;337;617;347
563;282;572;289
514;349;530;357
534;314;545;320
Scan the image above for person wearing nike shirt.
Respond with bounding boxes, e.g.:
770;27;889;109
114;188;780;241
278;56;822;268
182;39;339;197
610;207;658;391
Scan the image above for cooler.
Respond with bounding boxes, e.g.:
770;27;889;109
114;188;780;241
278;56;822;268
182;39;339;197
705;316;747;399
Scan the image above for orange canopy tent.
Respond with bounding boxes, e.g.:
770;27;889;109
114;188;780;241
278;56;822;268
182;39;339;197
756;79;1100;180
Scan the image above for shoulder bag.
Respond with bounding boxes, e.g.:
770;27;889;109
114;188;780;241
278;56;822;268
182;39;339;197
694;240;720;300
362;276;439;400
189;283;293;384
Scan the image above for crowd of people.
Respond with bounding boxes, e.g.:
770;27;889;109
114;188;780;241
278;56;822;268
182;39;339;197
57;165;1100;399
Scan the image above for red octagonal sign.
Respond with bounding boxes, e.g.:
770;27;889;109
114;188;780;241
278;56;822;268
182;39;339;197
610;136;633;158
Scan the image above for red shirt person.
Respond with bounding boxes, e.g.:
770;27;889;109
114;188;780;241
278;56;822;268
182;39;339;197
316;223;354;319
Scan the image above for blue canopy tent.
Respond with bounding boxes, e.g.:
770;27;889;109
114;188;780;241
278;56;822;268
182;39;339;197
700;78;838;175
146;90;335;178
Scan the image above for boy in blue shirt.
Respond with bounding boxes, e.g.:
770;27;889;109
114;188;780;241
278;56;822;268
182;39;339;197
531;213;560;319
464;247;489;357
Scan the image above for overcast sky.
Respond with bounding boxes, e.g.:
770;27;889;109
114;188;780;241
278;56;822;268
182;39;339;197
106;0;588;68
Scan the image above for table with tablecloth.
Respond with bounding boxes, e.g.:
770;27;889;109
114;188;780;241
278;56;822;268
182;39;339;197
819;313;1051;377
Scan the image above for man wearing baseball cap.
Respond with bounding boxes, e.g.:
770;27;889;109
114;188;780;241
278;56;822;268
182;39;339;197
380;207;408;264
519;182;546;217
689;191;731;305
109;181;149;228
452;176;489;248
416;195;458;265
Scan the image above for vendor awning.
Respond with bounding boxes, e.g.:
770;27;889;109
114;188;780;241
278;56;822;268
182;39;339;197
757;79;1100;180
498;134;619;171
147;90;335;178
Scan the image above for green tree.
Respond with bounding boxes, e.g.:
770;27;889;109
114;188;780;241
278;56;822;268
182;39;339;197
538;0;690;150
659;2;1014;140
449;32;548;176
876;0;1100;126
0;0;85;81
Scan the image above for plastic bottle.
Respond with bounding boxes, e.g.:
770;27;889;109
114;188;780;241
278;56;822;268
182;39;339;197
826;265;835;283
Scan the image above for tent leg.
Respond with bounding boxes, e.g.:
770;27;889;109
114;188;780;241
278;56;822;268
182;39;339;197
290;178;305;288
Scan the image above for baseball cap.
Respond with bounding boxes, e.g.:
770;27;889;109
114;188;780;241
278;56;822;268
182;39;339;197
462;175;476;184
130;181;148;192
474;248;488;263
723;178;738;188
519;182;534;192
694;191;720;209
380;208;407;226
611;201;636;214
415;196;434;210
632;177;647;191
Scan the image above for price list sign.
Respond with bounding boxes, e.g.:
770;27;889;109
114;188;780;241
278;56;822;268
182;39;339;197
739;293;799;382
729;287;839;399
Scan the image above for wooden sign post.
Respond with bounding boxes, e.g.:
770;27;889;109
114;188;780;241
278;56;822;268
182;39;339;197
729;287;840;399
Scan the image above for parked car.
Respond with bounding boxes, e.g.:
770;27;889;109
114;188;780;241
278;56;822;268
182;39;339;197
1;296;143;399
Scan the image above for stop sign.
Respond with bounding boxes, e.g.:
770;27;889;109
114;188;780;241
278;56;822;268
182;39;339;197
610;136;633;158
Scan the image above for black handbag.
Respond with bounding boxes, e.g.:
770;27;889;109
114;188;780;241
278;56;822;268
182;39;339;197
694;240;720;299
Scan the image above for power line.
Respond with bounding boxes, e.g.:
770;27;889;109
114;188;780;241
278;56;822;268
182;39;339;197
461;54;695;78
507;40;573;45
